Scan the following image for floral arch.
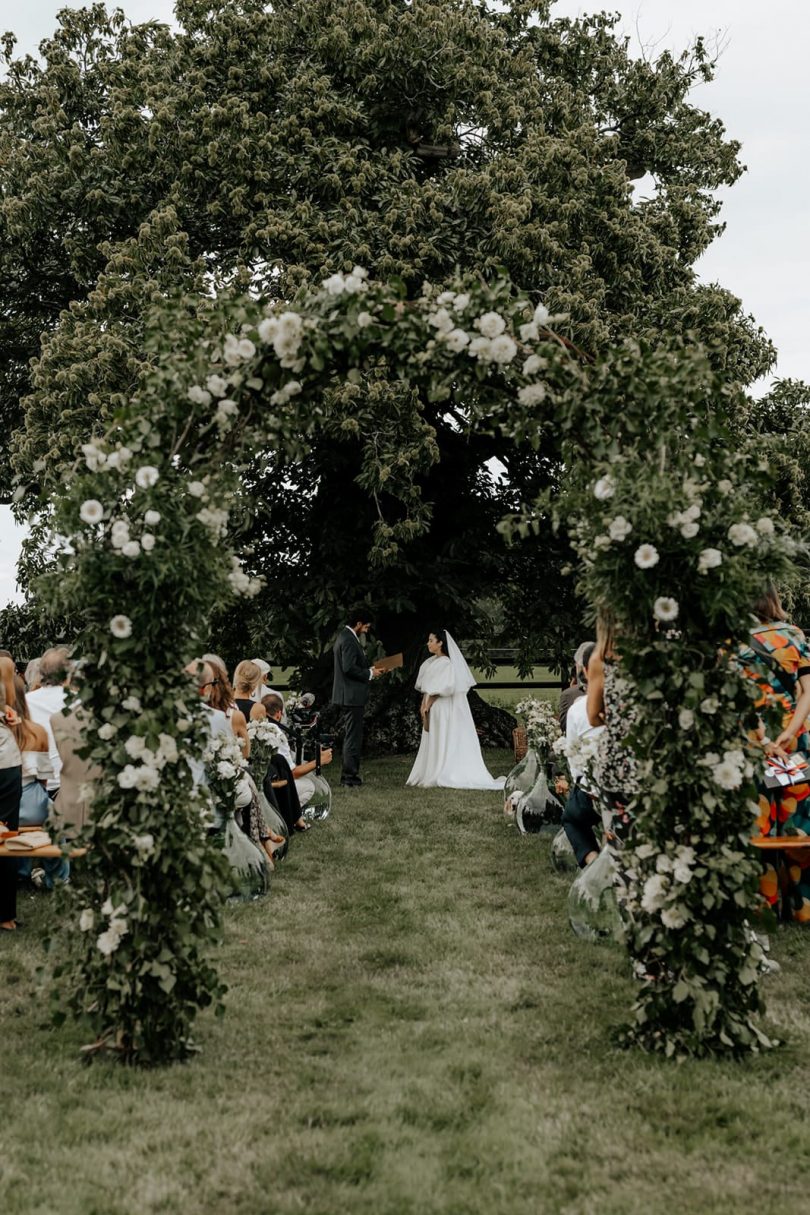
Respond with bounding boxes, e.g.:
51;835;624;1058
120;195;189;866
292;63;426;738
42;267;794;1062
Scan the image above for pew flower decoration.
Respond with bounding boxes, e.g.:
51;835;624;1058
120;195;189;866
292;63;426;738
515;697;561;756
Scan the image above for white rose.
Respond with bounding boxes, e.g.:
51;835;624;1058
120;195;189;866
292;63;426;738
79;499;104;524
519;321;539;343
713;760;743;791
121;696;142;712
680;521;699;539
641;873;669;913
79;909;94;932
206;374;228;397
121;540;141;558
134;766;160;792
453;293;470;311
322;272;346;295
436;290;456;306
728;522;757;547
517;383;547;407
653;596;679;622
217;760;237;779
661;906;689;930
257;317;279;342
134;833;155;854
468;335;493;361
700;696;719;715
96;929;122;957
342;273;364;294
522;354;544;376
187;385;212;406
533;302;550;326
593;476;615;501
489;334;517;364
110;615;132;639
608;516;632;542
97;722;118;740
357;311;373;328
140;533;156;552
117;765;139;789
144;509;161;526
124;735;147;759
443;328;470;353
476;311;507;339
634;544;660;569
187;481;206;498
755;517;775;536
428;308;454;334
717;479;734;496
678;708;695;730
698;547;722;574
135;466;159;489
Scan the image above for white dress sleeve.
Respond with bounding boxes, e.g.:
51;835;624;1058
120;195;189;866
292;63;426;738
415;657;456;697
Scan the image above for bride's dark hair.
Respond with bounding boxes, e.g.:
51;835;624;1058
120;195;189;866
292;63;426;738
429;627;448;654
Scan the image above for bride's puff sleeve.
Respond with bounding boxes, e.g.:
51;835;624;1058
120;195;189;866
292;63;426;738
415;658;456;697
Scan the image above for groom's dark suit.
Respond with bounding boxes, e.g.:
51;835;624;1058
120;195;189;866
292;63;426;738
332;626;373;785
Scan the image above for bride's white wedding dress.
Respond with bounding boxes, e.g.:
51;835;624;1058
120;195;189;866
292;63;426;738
406;632;505;790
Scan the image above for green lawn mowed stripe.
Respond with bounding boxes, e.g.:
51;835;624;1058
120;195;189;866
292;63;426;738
3;751;810;1214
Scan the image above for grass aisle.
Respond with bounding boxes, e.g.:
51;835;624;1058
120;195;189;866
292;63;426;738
4;750;810;1214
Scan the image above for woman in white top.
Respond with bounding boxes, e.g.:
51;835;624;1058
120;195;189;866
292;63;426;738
407;629;505;790
11;676;53;827
0;657;23;930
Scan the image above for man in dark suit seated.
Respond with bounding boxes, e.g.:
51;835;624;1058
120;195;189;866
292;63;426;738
331;606;381;787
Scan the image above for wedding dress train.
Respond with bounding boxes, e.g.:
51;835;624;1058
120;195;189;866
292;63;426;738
406;632;505;790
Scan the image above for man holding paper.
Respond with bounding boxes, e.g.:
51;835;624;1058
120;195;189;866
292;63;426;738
331;607;401;788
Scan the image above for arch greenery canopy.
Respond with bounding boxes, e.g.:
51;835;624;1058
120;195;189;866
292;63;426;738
40;266;795;1062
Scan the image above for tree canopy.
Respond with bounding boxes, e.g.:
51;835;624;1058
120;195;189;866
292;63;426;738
1;0;776;673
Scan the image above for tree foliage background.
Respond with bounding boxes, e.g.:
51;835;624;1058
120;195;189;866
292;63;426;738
0;0;795;723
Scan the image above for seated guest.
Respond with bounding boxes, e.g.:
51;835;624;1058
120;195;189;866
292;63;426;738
27;646;73;799
558;641;593;732
51;703;102;838
232;660;267;722
24;658;42;693
10;675;65;887
203;656;251;757
0;656;22;931
262;693;333;811
561;644;604;867
11;676;52;825
251;658;284;708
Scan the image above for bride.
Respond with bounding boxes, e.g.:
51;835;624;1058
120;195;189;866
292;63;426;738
406;629;505;790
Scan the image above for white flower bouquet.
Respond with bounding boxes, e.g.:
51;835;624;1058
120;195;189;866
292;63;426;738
204;730;250;814
515;696;561;756
246;717;285;781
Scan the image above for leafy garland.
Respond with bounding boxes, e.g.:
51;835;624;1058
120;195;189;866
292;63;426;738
39;267;796;1060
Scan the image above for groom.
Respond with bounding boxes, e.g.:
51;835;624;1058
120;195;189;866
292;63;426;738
331;606;381;787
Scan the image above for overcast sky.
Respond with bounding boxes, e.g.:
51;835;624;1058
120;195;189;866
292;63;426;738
1;0;808;605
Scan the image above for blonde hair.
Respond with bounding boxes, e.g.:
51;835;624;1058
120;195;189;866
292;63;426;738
595;611;616;662
233;659;262;694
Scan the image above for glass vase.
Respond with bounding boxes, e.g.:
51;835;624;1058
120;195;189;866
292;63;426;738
503;746;542;816
302;772;332;822
567;848;622;942
222;813;269;902
515;757;564;835
550;827;578;875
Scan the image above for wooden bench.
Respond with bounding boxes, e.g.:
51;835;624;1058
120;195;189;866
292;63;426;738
751;835;810;921
0;824;87;860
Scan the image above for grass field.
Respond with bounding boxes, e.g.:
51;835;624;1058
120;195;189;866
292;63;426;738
6;752;810;1214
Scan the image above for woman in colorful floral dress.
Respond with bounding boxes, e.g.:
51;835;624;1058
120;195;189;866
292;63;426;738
739;587;810;922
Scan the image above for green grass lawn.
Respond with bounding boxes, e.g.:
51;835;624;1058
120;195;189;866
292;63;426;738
4;752;810;1214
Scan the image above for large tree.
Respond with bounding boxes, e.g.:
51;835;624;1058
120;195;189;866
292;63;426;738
1;1;774;713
